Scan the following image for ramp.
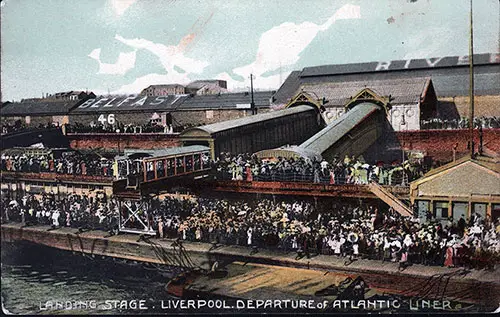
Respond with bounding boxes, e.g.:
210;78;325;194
0;127;69;149
298;102;383;161
368;182;413;217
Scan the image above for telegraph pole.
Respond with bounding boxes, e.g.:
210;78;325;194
250;74;256;115
468;0;475;157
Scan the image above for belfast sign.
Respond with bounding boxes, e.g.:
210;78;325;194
75;95;186;112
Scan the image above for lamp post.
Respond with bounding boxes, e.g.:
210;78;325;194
401;113;406;163
468;0;475;157
116;129;121;154
250;74;256;115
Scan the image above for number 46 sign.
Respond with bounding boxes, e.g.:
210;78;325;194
98;114;116;125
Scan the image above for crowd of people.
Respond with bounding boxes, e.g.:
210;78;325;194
165;198;499;269
2;148;431;187
214;153;428;186
421;116;500;130
66;122;175;134
1;152;114;177
1;193;118;234
2;193;499;270
1;121;59;135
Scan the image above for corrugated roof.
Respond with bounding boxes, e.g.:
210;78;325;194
271;70;301;106
177;91;273;110
438;95;500;119
410;155;500;190
273;54;500;105
70;91;274;113
300;77;430;106
72;95;188;113
1;99;82;116
182;105;315;136
301;53;498;77
300;103;380;155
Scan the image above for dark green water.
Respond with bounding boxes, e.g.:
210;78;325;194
1;242;493;315
1;242;180;315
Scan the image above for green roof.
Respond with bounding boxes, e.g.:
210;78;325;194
180;105;315;136
300;102;380;155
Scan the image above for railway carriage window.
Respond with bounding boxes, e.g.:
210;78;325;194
118;160;128;178
167;158;175;176
156;160;165;178
176;157;185;174
186;155;193;172
202;152;209;169
146;161;155;180
194;154;201;171
133;160;143;175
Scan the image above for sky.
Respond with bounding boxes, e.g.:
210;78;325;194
1;0;499;101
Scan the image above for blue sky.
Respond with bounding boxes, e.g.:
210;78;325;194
1;0;499;101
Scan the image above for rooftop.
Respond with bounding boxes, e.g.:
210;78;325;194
300;102;380;155
1;99;84;116
178;91;274;110
181;105;315;136
300;77;431;106
273;53;500;105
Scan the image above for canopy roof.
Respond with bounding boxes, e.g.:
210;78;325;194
181;105;315;137
300;102;380;155
254;146;322;161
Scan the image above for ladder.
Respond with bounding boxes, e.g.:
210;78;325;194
368;182;413;217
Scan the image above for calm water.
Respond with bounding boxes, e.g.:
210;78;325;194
1;242;181;315
1;242;491;315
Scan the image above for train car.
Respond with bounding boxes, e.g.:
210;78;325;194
116;146;211;189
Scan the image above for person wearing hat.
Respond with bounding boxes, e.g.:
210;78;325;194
348;231;359;260
331;235;342;257
51;208;60;229
247;227;253;246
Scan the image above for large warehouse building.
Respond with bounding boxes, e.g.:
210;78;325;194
273;53;500;124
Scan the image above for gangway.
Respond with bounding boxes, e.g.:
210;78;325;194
0;127;69;149
368;181;413;217
117;198;156;236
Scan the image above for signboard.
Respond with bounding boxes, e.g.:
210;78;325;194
75;95;187;112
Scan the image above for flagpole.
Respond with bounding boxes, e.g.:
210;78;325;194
469;0;475;157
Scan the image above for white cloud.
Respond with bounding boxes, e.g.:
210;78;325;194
110;4;359;96
110;0;137;16
232;3;360;87
115;34;209;74
108;32;210;95
88;48;137;75
111;73;192;95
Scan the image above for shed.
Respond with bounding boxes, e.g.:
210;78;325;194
180;105;321;158
410;155;500;221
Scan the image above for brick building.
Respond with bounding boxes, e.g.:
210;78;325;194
296;77;438;131
68;90;274;132
140;84;186;96
185;80;228;95
1;92;94;127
